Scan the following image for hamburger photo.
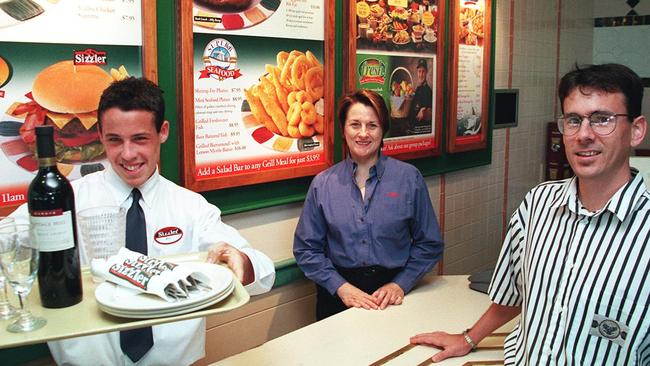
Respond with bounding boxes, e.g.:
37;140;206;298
10;60;114;163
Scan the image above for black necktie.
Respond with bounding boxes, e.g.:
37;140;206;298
120;189;154;362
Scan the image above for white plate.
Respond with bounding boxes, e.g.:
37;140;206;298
95;262;234;312
97;281;236;319
97;280;235;315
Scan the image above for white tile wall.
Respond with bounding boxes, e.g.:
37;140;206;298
442;0;594;275
594;0;650;17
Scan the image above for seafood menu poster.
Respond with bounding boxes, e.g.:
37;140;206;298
356;53;437;156
192;33;325;180
448;0;490;152
0;44;142;208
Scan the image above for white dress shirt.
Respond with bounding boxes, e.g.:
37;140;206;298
11;166;275;365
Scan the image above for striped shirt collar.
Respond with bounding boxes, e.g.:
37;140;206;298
551;168;647;221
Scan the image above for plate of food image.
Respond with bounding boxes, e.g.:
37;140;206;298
240;49;325;153
193;0;281;30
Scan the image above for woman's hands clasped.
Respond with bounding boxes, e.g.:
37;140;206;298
336;282;404;310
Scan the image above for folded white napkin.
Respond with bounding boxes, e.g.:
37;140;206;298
91;248;211;302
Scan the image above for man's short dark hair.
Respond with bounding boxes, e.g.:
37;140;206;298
558;63;643;119
98;77;165;131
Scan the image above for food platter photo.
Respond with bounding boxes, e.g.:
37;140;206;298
193;0;281;31
356;1;438;53
240;49;325;153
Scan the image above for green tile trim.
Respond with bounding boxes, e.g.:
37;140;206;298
273;259;306;288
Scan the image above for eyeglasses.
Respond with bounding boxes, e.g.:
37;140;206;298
556;111;629;136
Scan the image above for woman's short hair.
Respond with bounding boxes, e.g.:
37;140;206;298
337;89;390;133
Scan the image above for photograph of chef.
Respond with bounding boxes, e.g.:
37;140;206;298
410;63;650;365
410;58;433;133
294;89;443;320
9;77;276;365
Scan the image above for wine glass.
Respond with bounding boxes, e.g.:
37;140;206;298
0;216;17;320
0;224;46;332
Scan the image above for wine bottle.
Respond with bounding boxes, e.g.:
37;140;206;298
28;125;82;308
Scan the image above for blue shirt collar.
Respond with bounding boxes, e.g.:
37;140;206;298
346;153;387;182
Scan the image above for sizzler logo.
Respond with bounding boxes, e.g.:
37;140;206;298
358;59;386;85
73;49;108;65
154;226;183;245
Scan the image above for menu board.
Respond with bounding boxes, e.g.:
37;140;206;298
447;0;491;153
179;0;334;191
351;0;444;159
0;0;150;213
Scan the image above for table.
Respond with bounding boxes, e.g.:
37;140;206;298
214;275;517;366
0;253;249;349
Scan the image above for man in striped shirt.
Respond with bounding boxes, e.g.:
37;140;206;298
411;63;650;365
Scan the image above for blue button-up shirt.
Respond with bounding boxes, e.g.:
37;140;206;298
293;154;444;295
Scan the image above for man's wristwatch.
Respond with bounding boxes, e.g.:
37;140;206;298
462;329;477;350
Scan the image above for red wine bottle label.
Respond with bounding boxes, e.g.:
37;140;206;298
30;210;75;252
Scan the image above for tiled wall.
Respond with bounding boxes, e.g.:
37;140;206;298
227;0;596;277
594;0;650;17
592;0;650;150
442;0;594;274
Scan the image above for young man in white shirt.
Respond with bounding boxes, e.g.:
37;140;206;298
11;77;275;365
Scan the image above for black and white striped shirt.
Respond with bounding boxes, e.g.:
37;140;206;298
489;169;650;365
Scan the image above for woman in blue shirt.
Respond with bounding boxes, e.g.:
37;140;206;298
293;89;444;320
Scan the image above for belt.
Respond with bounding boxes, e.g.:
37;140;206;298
335;265;400;277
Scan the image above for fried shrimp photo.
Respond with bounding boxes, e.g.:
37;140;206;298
245;86;280;135
244;50;324;138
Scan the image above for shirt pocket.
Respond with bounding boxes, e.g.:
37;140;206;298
375;198;413;241
582;292;649;365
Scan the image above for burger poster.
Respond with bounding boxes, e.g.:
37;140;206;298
181;0;331;190
0;44;142;209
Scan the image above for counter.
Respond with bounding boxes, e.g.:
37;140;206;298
214;275;517;366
